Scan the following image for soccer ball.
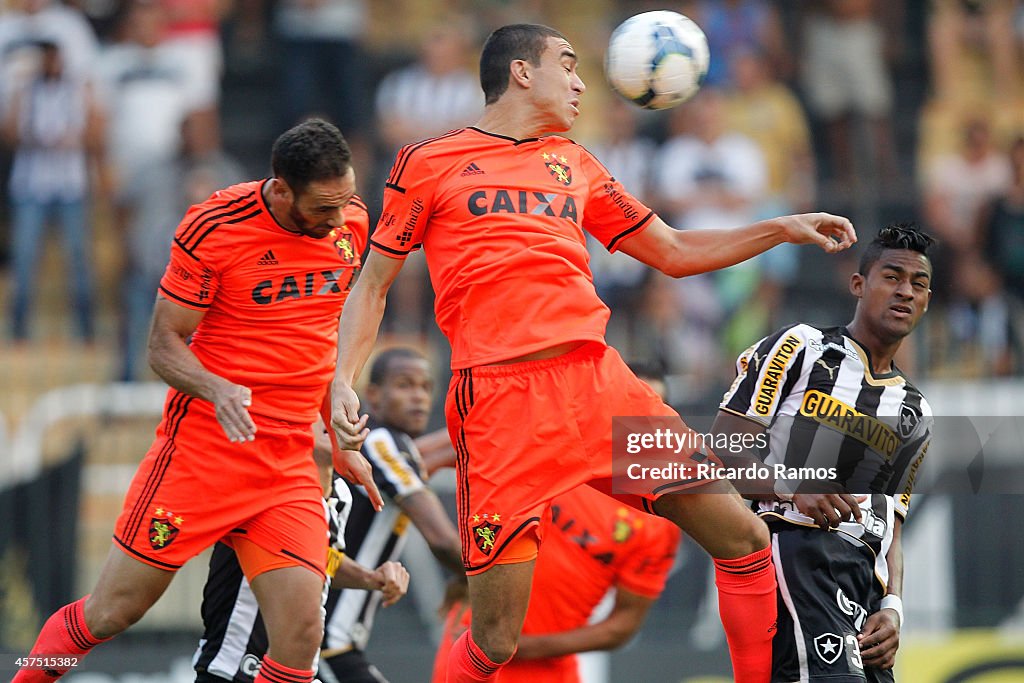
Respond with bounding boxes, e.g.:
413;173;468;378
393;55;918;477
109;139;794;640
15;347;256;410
604;10;710;110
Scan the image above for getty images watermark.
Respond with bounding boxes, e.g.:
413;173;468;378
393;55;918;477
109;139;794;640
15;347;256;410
612;416;839;496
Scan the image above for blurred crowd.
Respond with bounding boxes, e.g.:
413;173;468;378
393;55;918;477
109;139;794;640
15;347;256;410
0;0;1022;406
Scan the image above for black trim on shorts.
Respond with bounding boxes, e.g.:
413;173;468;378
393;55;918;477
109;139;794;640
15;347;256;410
112;535;182;570
281;549;326;578
464;517;542;574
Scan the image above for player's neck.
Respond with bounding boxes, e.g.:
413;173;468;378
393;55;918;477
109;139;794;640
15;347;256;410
474;105;549;141
845;321;899;374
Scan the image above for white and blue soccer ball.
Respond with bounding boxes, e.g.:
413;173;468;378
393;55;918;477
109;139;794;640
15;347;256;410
604;10;710;110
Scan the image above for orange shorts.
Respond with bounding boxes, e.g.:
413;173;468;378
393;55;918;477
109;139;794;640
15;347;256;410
446;342;697;574
113;390;326;580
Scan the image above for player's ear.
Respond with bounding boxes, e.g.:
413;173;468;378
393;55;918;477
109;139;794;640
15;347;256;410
849;272;864;298
271;177;294;203
510;59;531;88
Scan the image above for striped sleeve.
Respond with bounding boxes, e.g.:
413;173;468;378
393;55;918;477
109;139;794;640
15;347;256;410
577;146;656;253
720;324;809;425
370;135;455;257
891;397;933;519
362;428;427;502
158;192;254;309
327;476;354;552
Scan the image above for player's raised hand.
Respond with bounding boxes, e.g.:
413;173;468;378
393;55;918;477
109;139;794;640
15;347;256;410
373;560;410;607
777;212;857;254
858;608;900;669
210;379;257;443
333;448;385;512
330;381;370;451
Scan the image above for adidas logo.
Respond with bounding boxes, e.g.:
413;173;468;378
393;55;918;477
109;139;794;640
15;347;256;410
460;162;485;176
256;249;279;266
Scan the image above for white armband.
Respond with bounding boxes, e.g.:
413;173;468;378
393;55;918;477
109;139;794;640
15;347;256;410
880;594;903;625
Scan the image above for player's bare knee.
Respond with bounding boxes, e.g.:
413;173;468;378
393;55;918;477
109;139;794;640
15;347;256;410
83;595;148;638
470;613;519;664
474;631;518;665
715;514;770;559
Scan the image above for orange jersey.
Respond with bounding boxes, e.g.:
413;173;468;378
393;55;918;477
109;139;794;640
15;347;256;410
159;181;368;423
432;486;680;683
526;485;680;634
370;127;655;369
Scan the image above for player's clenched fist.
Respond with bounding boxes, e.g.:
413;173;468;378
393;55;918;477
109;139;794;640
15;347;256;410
331;382;370;450
373;561;410;607
210;379;256;443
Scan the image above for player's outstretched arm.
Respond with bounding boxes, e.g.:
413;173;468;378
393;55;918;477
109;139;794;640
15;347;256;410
148;296;256;443
859;517;903;669
415;428;457;477
514;587;655;660
331;252;406;451
398;489;464;573
618;213;856;278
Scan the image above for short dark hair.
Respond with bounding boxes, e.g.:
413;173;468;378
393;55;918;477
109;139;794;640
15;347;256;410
270;118;351;195
369;347;427;386
479;24;567;105
858;222;936;275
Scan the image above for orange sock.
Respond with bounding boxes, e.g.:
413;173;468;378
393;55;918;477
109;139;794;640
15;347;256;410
254;655;314;683
714;546;777;683
446;630;509;682
12;596;108;682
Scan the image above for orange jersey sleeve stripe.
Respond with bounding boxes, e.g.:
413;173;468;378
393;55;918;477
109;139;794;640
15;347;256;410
175;190;260;256
386;129;464;191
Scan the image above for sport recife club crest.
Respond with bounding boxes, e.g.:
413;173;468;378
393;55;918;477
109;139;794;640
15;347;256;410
149;507;183;550
472;512;502;555
331;226;356;264
542;151;572;186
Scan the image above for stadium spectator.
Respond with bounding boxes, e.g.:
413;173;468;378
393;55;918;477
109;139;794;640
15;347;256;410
117;116;245;381
159;0;229;155
431;484;680;683
0;0;98;101
12;119;382;683
4;39;102;343
694;0;788;89
372;15;484;337
653;88;767;235
330;23;855;683
653;88;769;361
716;223;935;682
927;0;1022;107
272;0;372;168
93;0;199;239
724;48;815;218
800;0;899;190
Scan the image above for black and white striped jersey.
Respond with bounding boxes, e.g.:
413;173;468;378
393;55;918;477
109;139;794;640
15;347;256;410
192;477;352;682
323;422;427;653
720;324;932;590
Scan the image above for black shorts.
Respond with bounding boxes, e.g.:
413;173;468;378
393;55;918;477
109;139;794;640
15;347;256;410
769;522;895;683
319;649;388;683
